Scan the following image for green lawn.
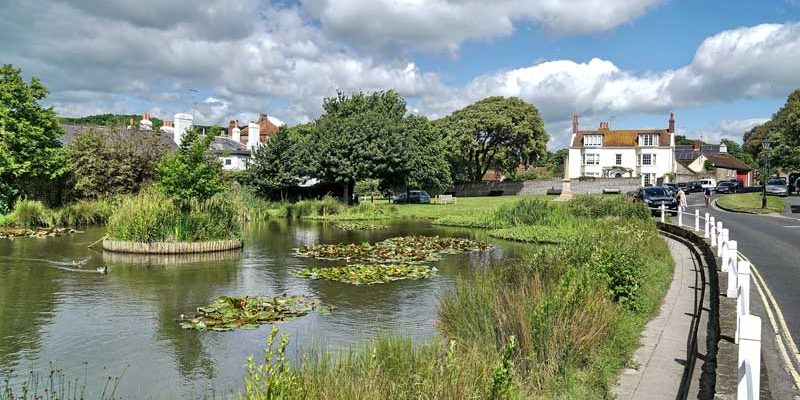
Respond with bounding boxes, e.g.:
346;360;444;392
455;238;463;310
360;195;556;219
716;192;785;214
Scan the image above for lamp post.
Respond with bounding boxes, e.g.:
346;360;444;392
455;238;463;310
761;138;771;209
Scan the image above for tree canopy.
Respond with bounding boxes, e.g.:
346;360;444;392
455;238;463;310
742;89;800;173
66;128;170;199
438;96;548;182
248;123;314;200
157;127;226;200
0;64;66;209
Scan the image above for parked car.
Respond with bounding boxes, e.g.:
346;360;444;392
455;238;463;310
794;176;800;196
765;179;788;197
393;190;431;204
687;181;704;192
788;173;800;195
700;178;717;191
676;182;689;191
716;181;737;194
632;186;678;214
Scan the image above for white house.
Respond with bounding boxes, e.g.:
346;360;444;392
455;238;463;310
567;113;677;186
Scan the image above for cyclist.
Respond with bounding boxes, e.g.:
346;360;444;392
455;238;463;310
704;187;712;207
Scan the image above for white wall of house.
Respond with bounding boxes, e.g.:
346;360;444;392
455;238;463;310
219;155;249;171
568;143;675;186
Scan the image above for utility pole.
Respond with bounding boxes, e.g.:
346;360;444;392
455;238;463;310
761;138;771;209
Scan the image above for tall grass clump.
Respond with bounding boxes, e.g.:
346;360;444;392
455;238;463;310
436;197;570;229
4;199;50;227
106;189;241;242
567;195;650;220
226;187;270;223
53;199;116;226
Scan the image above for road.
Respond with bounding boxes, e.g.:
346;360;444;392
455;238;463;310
684;192;800;347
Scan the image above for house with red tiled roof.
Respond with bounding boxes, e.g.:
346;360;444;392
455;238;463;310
567;113;677;186
675;140;754;186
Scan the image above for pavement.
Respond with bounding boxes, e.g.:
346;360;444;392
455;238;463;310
684;191;800;398
614;236;708;400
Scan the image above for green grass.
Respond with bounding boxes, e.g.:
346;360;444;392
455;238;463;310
717;192;785;214
242;199;673;399
106;189;242;242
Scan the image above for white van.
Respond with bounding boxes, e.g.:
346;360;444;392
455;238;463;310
700;178;717;190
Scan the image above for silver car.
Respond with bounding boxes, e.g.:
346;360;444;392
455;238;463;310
765;178;788;196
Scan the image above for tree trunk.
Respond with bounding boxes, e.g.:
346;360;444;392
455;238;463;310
343;181;350;205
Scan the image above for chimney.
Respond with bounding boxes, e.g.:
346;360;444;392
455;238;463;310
173;113;193;145
139;112;153;131
230;120;241;144
668;112;675;133
128;118;135;129
247;121;260;149
599;121;609;131
160;120;174;134
572;113;579;134
693;139;701;151
719;142;727;153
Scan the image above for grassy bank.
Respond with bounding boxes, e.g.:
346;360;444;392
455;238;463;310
717;192;785;214
0;198;116;228
243;196;673;399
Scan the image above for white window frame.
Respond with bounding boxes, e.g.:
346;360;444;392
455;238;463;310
641;153;656;166
643;173;655;186
583;153;600;166
615;154;622;165
640;134;658;147
584;134;603;147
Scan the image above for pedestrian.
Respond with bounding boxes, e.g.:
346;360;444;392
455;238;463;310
704;187;712;207
677;187;688;209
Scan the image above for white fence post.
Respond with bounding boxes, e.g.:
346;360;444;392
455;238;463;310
736;260;751;344
678;207;683;227
716;221;723;250
710;217;717;246
727;249;740;299
737;315;761;400
718;228;728;257
660;204;666;223
704;213;710;238
695;209;700;232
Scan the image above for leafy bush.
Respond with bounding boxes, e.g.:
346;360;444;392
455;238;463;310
106;189;241;242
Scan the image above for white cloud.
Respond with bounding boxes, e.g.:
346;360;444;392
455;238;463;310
694;118;770;144
302;0;665;52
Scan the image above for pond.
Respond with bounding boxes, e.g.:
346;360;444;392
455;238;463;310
0;220;532;398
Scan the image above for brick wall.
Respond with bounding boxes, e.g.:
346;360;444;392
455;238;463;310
449;177;640;197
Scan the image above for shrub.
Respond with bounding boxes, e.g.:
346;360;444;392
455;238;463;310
106;189;241;242
54;199;116;226
567;195;650;220
5;199;50;227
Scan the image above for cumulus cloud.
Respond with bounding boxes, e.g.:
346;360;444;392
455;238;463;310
1;0;799;150
694;118;770;144
302;0;665;52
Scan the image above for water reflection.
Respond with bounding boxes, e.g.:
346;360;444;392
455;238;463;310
0;221;531;398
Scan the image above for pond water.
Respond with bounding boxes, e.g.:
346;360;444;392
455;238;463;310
0;220;532;398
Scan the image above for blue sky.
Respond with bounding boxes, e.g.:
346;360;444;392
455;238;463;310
1;0;798;148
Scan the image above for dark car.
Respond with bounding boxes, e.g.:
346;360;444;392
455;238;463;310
686;181;703;192
716;181;737;194
721;179;744;190
676;182;689;191
632;186;678;214
393;190;431;204
664;183;678;195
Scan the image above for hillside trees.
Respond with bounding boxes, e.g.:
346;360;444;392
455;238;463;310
438;96;548;182
743;89;800;173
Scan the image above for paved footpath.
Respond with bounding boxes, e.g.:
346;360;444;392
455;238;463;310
614;236;706;399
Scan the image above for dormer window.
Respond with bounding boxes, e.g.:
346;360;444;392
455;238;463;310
640;134;658;147
584;134;603;147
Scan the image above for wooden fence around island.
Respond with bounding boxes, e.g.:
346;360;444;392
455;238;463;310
102;239;243;254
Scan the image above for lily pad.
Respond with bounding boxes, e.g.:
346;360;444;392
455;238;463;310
0;227;78;239
180;295;318;331
332;223;388;231
296;264;437;285
294;235;491;264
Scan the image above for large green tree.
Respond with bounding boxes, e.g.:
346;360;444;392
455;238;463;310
438;96;548;182
157;127;226;200
248;123;314;200
66;128;169;199
313;90;449;201
0;64;66;209
743;90;800;174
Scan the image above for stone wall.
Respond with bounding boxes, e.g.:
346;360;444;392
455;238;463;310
450;177;640;197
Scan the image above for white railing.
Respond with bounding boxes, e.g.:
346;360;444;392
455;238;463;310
660;204;762;400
